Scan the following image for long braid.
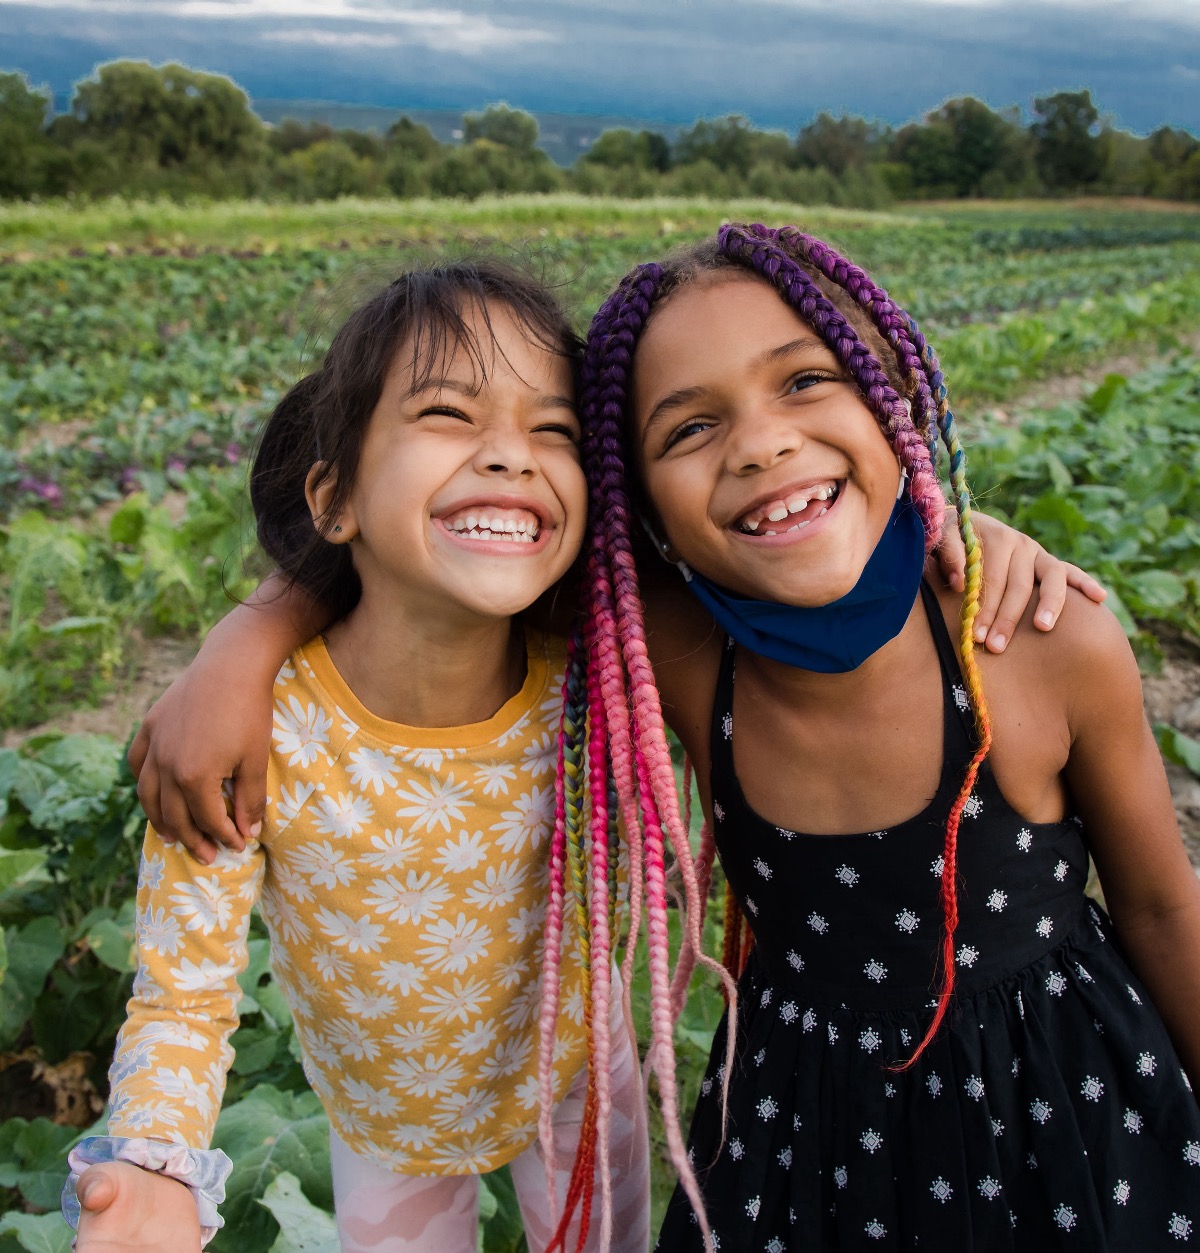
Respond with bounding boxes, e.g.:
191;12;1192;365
580;268;737;1250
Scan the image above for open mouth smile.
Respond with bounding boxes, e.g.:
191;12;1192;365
435;503;547;546
733;480;842;536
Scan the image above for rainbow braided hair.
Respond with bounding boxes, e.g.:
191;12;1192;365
562;222;994;1233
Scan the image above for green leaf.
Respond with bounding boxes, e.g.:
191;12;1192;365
85;917;135;972
0;1212;73;1253
0;848;46;894
9;1119;79;1210
210;1086;332;1253
0;917;66;1049
1084;372;1127;417
260;1172;338;1253
479;1165;526;1253
1155;725;1200;776
1125;569;1187;613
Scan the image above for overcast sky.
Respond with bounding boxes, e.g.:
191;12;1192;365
2;0;1198;134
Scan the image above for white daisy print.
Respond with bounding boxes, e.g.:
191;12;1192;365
434;830;489;873
372;959;424;994
418;913;494;974
347;747;399;796
312;907;386;954
493;786;555;853
169;878;233;936
311;947;353;983
389;1053;466;1099
140;852;165;891
465;859;530;910
395;773;474;833
364;870;452;925
272;695;332;767
383;1021;439;1053
137;905;184;956
337;987;397;1020
507;902;548;945
341;1075;400;1118
433;1086;500;1132
453;1019;498;1054
473;761;517;798
360;828;423;870
287;840;357;890
310;790;375;840
520;733;557;777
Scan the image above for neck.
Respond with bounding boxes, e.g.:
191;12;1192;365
323;584;525;729
735;593;930;705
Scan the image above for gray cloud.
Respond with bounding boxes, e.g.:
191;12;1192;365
1;0;1197;133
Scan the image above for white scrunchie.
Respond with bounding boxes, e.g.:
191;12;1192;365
61;1136;232;1248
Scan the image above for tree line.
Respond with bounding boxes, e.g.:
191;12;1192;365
2;60;1198;206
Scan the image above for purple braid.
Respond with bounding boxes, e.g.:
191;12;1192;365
716;223;946;548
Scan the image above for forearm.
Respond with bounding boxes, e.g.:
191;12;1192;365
1114;902;1200;1088
108;829;263;1145
207;572;331;677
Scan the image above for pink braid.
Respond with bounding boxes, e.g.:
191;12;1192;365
536;666;574;1218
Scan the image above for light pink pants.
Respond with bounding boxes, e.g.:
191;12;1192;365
329;1001;650;1253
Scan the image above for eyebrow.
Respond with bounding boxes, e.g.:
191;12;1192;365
641;335;831;441
412;376;575;412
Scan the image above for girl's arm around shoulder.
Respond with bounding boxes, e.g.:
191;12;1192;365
1046;591;1200;1085
129;574;329;865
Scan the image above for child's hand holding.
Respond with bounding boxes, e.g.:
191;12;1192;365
75;1162;203;1253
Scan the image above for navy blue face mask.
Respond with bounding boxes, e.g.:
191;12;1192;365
674;489;927;673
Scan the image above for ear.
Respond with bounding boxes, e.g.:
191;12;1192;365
638;510;681;564
305;462;357;542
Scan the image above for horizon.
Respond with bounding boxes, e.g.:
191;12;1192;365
2;0;1198;137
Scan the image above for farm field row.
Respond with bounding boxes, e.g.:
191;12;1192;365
1;196;1198;1253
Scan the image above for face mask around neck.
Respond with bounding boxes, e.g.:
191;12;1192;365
674;485;927;673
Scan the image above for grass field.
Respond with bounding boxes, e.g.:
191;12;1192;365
1;195;1198;1253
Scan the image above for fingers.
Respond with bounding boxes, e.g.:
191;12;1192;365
933;515;967;592
1064;561;1108;604
1030;557;1069;632
78;1165;118;1214
232;759;269;843
974;545;1036;653
127;723;149;780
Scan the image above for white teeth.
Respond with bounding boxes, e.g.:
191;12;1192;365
764;528;778;536
744;518;760;532
767;506;789;522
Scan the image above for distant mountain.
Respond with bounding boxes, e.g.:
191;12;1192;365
252;100;683;167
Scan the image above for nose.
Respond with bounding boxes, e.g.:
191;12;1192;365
474;422;537;479
724;411;800;476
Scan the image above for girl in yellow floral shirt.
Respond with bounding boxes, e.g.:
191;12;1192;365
65;262;650;1253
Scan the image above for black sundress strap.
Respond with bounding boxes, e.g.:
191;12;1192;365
709;585;980;793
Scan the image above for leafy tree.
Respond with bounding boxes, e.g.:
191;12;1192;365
462;103;538;152
0;72;52;198
673;115;759;176
62;60;266;195
795;112;885;176
1031;89;1102;190
580;127;670;172
385;116;441;162
268;118;335;155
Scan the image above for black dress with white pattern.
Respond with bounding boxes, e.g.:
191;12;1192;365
657;583;1200;1251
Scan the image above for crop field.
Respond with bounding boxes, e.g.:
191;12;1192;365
1;195;1198;1252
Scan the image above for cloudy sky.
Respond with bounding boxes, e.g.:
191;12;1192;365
2;0;1198;134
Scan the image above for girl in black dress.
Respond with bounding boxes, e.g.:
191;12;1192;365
577;223;1200;1250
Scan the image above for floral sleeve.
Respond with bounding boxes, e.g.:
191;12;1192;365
105;828;266;1147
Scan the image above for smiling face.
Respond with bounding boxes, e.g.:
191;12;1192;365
632;273;901;607
310;299;586;626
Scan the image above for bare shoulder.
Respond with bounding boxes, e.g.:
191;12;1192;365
643;577;723;767
931;579;1140;726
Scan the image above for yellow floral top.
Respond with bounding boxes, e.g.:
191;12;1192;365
106;631;590;1174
